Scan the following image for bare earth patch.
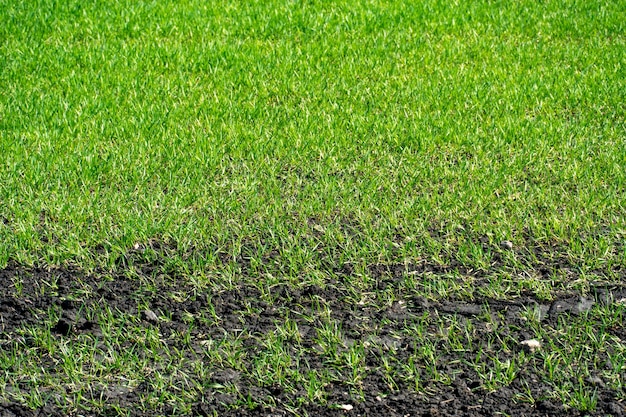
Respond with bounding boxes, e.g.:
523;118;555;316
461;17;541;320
1;255;624;416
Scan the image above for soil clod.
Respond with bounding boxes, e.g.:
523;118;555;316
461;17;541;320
52;318;71;336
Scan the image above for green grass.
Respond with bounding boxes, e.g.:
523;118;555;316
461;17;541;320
1;0;625;415
2;0;624;271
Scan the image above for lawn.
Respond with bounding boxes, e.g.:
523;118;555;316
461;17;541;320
0;0;625;415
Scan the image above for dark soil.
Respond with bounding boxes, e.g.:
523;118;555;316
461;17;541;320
0;255;625;416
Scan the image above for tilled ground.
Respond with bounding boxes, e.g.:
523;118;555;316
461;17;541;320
0;255;625;416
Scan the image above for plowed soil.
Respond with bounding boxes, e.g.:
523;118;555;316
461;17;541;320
0;258;625;417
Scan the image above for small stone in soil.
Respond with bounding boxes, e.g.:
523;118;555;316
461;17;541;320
586;376;605;387
500;240;513;250
575;297;595;313
520;339;541;353
142;309;159;323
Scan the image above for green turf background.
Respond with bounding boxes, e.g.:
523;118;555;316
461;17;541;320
1;0;624;274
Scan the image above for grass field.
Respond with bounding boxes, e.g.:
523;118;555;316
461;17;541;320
1;0;625;415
